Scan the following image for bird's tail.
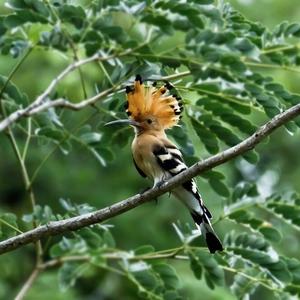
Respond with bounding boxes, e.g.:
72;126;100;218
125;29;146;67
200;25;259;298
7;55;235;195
191;209;223;254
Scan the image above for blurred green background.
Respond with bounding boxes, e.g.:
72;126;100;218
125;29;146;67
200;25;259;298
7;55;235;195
1;0;300;299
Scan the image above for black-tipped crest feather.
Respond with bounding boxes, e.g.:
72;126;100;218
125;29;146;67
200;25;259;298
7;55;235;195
125;75;183;129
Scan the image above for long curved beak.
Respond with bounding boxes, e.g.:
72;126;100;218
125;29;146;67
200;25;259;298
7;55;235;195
105;119;141;127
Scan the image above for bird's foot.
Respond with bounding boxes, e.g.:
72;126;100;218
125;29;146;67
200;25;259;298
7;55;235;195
154;180;166;189
151;180;168;205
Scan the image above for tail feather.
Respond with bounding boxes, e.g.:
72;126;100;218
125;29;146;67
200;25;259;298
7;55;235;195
205;231;223;254
191;210;223;254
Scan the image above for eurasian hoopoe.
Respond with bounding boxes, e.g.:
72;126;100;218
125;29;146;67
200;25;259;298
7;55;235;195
106;75;223;253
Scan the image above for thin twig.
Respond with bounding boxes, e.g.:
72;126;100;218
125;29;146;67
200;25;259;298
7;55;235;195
0;52;121;131
29;110;100;186
0;46;34;103
5;122;43;262
36;246;280;295
22;117;32;161
0;102;299;255
0;28;155;132
14;268;40;300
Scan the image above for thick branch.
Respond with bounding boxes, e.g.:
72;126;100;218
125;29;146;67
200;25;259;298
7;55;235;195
0;103;299;255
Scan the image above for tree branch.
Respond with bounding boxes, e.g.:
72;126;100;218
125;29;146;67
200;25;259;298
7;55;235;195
25;71;191;115
0;102;299;255
0;52;118;132
14;267;40;300
0;55;190;132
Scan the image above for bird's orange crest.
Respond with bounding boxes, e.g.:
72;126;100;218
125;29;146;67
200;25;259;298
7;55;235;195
125;75;183;129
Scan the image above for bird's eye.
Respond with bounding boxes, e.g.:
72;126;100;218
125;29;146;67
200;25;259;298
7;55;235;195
147;119;152;124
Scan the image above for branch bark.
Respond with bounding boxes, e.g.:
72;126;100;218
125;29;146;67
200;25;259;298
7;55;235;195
0;102;300;255
0;63;190;132
0;52;119;132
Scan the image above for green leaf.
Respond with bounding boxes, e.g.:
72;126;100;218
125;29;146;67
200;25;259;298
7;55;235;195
242;150;259;164
95;147;114;162
135;245;156;255
0;213;19;239
58;262;89;291
231;268;259;299
256;94;281;118
58;5;86;29
232;182;258;202
285;23;300;37
141;14;173;34
77;227;103;249
192;0;214;4
191;118;219;154
37;127;65;141
208;123;241;146
102;228;116;248
188;249;225;288
189;252;202;280
228;233;292;283
132;267;159;292
153;264;180;290
163;290;182;300
169;125;195;157
283;257;300;284
227;101;251;115
4;10;48;28
189;15;204;29
111;128;131;148
90;148;107;167
50;236;87;257
259;226;282;243
218;113;257;135
80;132;102;144
201;170;225;181
266;201;300;229
0;16;7;35
208;179;230;197
0;75;28;105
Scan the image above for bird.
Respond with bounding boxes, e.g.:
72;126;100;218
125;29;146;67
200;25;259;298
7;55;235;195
106;75;223;253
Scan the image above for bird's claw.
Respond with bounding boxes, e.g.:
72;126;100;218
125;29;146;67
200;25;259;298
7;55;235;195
154;180;166;189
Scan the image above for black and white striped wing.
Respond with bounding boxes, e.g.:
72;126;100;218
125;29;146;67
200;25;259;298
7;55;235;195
153;144;223;253
153;145;203;203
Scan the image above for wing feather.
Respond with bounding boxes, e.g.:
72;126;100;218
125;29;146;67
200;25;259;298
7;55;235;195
152;143;223;253
153;144;203;202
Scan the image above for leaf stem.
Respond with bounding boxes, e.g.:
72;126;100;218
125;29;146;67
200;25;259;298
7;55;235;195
0;218;23;234
261;44;300;54
22;117;32;161
244;61;300;74
222;266;280;292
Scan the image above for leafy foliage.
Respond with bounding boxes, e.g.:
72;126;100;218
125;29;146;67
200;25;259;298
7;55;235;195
0;0;300;299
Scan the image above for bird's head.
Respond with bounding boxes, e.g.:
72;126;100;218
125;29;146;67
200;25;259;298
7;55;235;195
105;75;183;134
